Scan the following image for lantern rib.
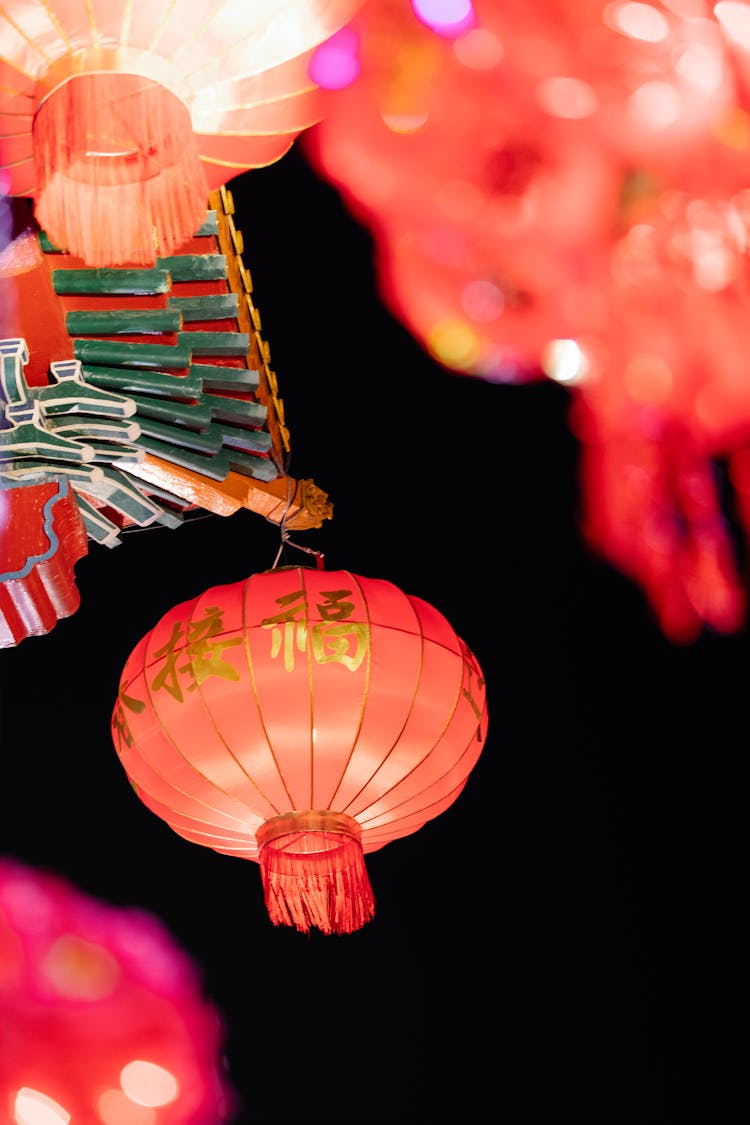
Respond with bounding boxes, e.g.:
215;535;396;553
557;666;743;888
184;580;284;815
361;781;467;846
0;154;32;169
241;571;297;814
0;55;37;83
301;566;316;810
135;782;255;836
199;86;319;113
359;720;488;837
127;773;265;846
0;82;34;99
169;821;261;853
347;627;476;823
122;743;250;828
322;568;378;813
30;1;74;53
83;0;101;49
155;0;233;63
120;0;134;47
356;714;486;833
164;3;312;73
170;14;328;78
198;126;303;139
330;592;426;817
144;0;185;56
130;649;253;828
0;10;55;64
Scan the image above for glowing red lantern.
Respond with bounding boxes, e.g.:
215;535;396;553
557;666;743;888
0;858;233;1124
112;566;489;935
0;0;364;265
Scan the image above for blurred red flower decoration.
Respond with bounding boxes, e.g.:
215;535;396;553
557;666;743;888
0;858;233;1125
306;0;750;640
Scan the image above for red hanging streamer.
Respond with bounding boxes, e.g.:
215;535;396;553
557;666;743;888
258;812;375;936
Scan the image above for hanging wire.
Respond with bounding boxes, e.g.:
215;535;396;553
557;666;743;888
121;507;215;534
267;452;325;571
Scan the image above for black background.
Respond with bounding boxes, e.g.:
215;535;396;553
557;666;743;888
0;140;743;1125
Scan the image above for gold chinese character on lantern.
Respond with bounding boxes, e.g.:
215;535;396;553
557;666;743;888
262;588;369;672
151;607;241;702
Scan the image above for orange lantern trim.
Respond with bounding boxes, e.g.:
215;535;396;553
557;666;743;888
112;565;489;935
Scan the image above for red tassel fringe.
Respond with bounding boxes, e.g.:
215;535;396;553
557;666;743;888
32;73;208;267
258;814;375;936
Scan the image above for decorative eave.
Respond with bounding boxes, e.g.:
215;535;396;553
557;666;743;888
0;190;331;645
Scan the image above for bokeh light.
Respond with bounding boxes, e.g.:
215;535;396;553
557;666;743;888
411;0;475;37
605;2;671;43
309;27;361;89
715;1;750;51
120;1060;179;1108
542;339;589;386
13;1089;70;1125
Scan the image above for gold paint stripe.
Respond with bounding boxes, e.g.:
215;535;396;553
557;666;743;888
0;155;33;168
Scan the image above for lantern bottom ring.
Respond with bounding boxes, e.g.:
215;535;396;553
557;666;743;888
256;810;361;852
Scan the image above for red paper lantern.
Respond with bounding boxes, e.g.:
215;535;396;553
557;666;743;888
112;566;489;935
0;0;364;265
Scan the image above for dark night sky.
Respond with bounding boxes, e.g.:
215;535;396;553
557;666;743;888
0;141;743;1125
